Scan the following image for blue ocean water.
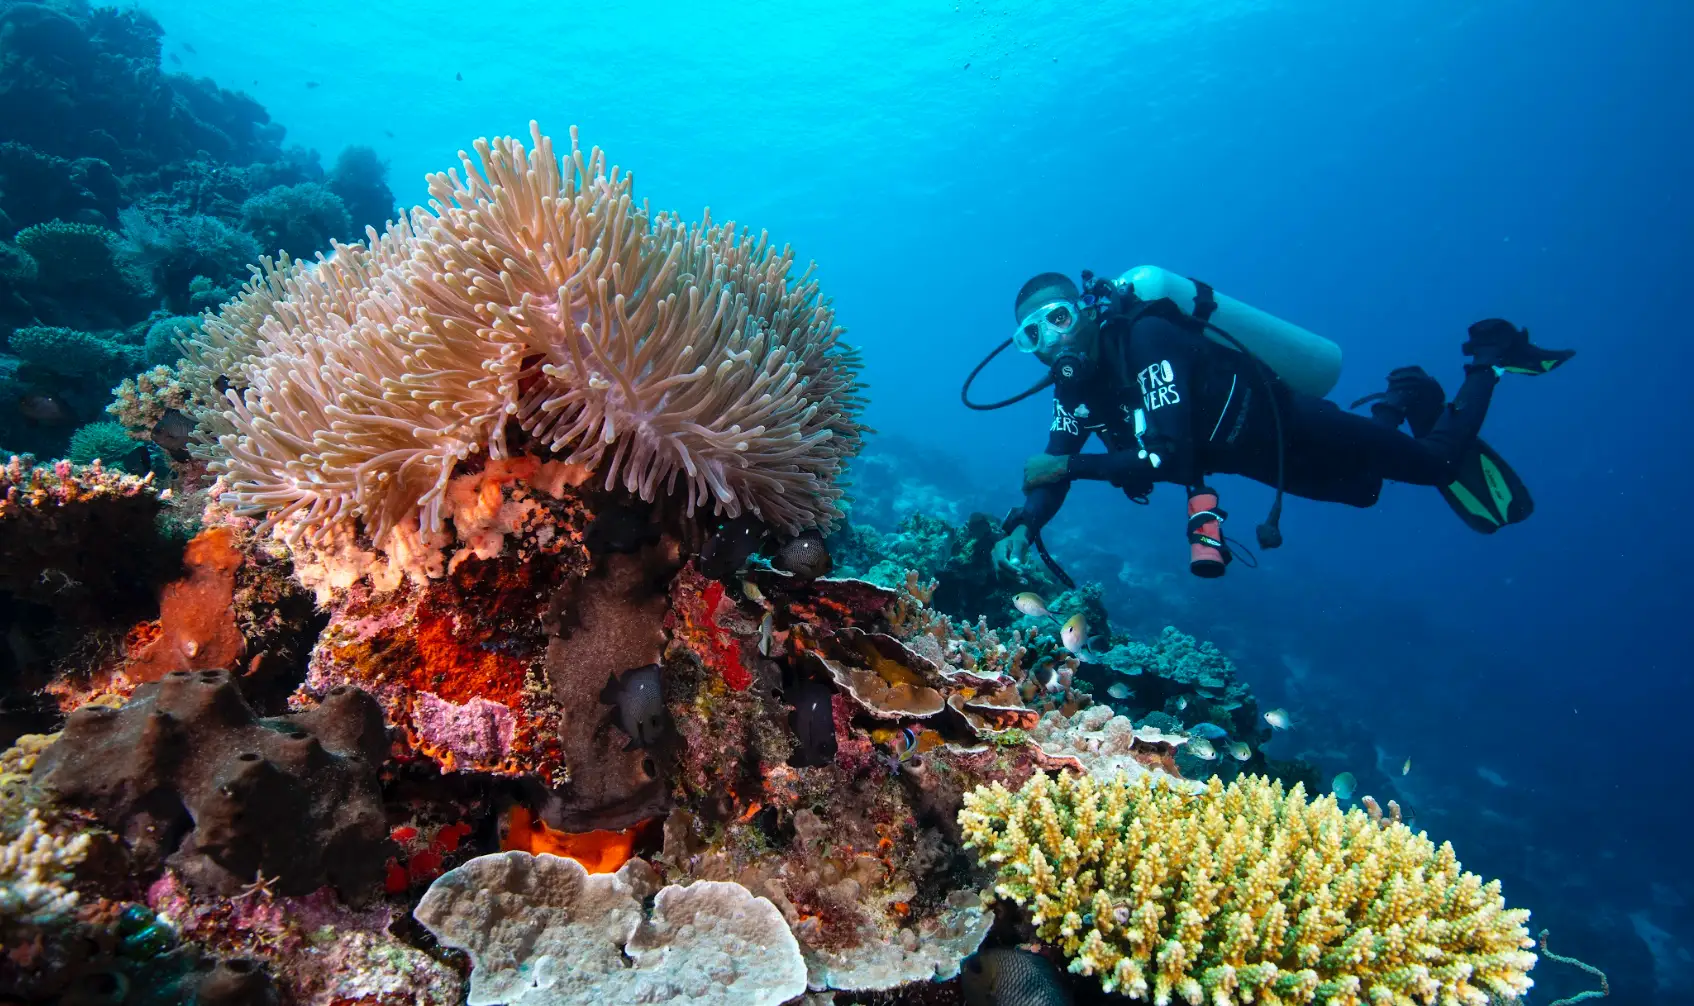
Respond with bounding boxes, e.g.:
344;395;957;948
147;0;1693;999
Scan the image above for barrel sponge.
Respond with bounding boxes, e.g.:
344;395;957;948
31;671;391;901
413;851;807;1006
207;121;864;553
959;772;1536;1006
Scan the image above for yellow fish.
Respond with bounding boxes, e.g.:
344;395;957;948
1402;757;1412;776
1013;592;1054;620
1228;741;1251;761
1060;613;1089;656
1188;737;1217;760
1263;708;1290;730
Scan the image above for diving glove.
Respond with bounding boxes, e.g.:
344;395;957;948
1352;366;1446;436
1463;319;1575;375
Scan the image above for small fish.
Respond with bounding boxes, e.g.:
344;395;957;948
121;444;152;477
788;681;837;768
182;41;197;54
305;80;320;89
151;408;196;461
456;71;463;81
1059;613;1088;656
774;531;832;581
871;725;936;764
1228;741;1251;761
17;393;71;424
1013;592;1053;620
168;52;181;64
1263;708;1290;730
384;129;395;138
698;514;767;579
1402;757;1412;776
1331;772;1358;800
599;663;669;750
1186;722;1229;741
1106;682;1130;700
961;947;1073;1006
1173;696;1188;712
1030;663;1059;693
1187;737;1217;760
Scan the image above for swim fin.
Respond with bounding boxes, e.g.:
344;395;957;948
1440;438;1533;534
1463;319;1575;375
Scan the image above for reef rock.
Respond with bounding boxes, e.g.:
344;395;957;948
32;670;390;900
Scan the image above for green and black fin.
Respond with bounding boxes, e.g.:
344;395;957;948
1462;320;1575;375
1440;438;1533;534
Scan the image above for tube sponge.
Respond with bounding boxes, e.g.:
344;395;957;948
959;772;1536;1006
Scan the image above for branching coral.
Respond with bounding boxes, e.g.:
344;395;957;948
959;772;1536;1006
205;122;864;558
0;809;91;934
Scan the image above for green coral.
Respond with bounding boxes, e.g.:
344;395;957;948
7;326;143;377
13;220;135;293
65;421;139;465
241;182;352;259
143;315;199;367
1102;625;1234;686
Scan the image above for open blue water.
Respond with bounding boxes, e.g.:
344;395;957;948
147;1;1694;1000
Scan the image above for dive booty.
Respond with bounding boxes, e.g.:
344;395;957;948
1115;265;1343;397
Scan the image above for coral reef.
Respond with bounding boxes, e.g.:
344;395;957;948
0;455;174;629
147;870;465;1005
0;1;397;458
960;771;1538;1005
415;852;808;1006
32;669;390;900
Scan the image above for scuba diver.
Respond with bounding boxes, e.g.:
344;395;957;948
961;267;1574;579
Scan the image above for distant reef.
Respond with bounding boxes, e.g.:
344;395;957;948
0;0;397;459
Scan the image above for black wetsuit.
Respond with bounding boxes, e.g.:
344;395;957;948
1019;301;1499;535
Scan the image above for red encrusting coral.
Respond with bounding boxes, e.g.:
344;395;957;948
303;557;569;784
126;526;246;683
668;566;749;690
383;821;474;894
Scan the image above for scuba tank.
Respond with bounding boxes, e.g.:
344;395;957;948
1112;265;1342;398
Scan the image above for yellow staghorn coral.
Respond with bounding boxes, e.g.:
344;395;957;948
205;122;864;552
959;772;1536;1006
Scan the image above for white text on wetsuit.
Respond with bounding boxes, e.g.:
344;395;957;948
1138;360;1181;411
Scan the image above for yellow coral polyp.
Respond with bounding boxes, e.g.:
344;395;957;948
959;772;1537;1006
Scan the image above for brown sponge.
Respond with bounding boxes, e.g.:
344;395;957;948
32;669;390;901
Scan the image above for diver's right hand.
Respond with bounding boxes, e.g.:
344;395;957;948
992;525;1032;578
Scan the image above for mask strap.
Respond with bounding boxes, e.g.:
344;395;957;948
961;337;1056;410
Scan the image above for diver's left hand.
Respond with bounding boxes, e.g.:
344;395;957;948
1022;453;1071;491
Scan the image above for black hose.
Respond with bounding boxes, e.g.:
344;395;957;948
961;338;1055;410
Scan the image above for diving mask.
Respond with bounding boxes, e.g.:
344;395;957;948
1013;299;1080;354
